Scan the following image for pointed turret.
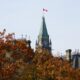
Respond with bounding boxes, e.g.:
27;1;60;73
38;16;49;38
36;16;52;52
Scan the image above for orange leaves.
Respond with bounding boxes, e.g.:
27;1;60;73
1;63;17;79
33;50;80;80
0;29;80;80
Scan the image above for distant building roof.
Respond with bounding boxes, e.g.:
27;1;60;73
72;53;80;68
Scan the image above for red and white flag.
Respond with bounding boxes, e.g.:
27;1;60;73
43;8;48;12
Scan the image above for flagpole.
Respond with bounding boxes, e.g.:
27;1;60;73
42;8;45;17
42;8;48;17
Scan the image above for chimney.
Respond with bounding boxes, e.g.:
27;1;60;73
66;49;72;62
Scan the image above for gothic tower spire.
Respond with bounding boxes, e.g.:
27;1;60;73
39;16;49;38
36;16;52;52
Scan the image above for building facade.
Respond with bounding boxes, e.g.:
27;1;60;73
65;49;80;68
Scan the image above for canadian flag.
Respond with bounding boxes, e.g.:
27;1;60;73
43;8;48;12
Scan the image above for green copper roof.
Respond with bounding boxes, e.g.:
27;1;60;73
38;16;49;38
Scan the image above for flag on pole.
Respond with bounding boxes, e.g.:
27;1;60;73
43;8;48;12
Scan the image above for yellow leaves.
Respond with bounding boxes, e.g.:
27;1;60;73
33;49;80;80
0;29;80;80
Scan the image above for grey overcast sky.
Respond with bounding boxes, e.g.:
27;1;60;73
0;0;80;54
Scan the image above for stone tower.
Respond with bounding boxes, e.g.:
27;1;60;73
36;16;52;52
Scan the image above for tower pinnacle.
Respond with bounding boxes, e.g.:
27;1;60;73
36;16;52;52
39;16;49;38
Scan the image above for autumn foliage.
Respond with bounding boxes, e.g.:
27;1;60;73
0;29;80;80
